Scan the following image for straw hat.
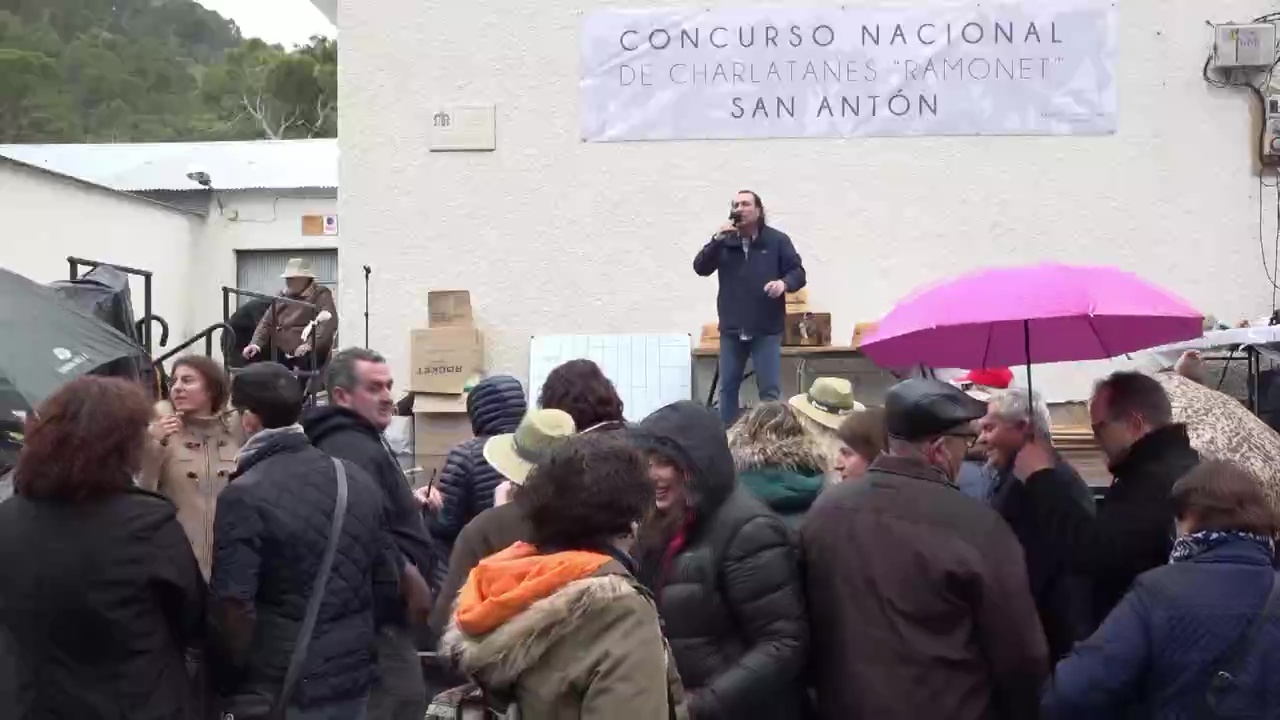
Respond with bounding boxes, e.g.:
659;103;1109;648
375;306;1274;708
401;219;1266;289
280;258;317;279
789;377;865;430
483;408;576;485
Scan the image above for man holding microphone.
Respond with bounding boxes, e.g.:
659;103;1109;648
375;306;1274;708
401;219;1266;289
695;190;807;426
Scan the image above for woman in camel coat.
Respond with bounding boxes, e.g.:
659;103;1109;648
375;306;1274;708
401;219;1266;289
140;355;242;579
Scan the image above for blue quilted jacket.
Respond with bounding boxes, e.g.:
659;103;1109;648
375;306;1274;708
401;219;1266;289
429;375;526;589
1043;536;1280;719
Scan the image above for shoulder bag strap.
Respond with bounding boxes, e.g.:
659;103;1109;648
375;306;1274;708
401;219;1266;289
270;457;349;717
1202;571;1280;718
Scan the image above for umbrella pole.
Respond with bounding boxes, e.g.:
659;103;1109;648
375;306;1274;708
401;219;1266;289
1024;319;1034;435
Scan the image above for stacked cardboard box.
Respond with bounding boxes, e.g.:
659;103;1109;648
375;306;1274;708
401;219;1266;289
408;290;485;488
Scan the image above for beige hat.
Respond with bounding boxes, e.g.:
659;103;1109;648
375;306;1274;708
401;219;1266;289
483;408;577;485
280;258;317;279
789;377;865;430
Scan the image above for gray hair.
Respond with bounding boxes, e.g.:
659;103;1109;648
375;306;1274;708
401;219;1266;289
326;347;387;394
988;388;1052;439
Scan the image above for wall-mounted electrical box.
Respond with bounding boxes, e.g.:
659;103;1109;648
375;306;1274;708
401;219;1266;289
1264;93;1280;168
1213;23;1277;68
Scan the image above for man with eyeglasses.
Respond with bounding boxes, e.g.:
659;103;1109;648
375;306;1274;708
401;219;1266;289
1011;370;1199;624
800;378;1047;720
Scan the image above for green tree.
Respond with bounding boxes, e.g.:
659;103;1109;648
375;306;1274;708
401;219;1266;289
0;0;337;142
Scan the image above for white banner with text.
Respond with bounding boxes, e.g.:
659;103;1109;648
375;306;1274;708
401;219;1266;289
580;2;1116;142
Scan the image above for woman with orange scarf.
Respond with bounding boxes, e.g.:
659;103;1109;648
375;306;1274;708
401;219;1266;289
437;434;688;719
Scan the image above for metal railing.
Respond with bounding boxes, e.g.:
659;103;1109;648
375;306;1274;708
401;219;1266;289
153;322;235;368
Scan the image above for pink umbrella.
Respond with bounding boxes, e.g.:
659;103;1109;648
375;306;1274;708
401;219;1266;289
861;263;1203;370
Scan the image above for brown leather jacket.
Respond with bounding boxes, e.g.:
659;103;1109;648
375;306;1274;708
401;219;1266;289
250;281;337;356
140;403;243;579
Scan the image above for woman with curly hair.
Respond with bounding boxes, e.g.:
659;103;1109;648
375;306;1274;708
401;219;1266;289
0;377;205;719
440;434;688;719
538;359;627;433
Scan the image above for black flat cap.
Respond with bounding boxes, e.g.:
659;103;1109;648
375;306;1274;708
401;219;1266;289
885;378;989;441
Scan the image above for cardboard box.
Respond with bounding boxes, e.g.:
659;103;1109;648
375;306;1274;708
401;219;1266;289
784;312;832;347
412;393;473;490
428;290;474;328
851;321;880;349
410;328;485;393
699;322;720;348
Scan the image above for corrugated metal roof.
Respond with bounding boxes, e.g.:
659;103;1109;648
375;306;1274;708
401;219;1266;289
0;138;337;192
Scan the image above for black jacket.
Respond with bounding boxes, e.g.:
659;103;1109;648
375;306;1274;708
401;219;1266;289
210;430;400;708
636;401;810;720
0;487;205;719
302;406;438;597
693;224;806;337
431;375;526;588
989;457;1096;660
1024;424;1200;622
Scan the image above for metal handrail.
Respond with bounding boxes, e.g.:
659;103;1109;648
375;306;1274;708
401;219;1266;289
134;314;170;348
153;322;235;367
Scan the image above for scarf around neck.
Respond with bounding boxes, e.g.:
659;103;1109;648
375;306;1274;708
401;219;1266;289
1169;530;1275;564
236;424;305;467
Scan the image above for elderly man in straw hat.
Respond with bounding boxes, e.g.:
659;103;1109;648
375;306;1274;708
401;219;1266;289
789;377;866;483
427;408;577;643
243;258;339;373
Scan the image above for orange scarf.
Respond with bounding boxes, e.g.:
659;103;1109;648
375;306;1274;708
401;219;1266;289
454;542;611;636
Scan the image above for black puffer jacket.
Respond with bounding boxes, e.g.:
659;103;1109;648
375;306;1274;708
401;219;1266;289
210;430;401;708
636;401;810;720
302;405;438;604
430;375;526;588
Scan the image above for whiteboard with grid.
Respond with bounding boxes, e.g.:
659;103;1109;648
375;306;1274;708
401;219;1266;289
528;334;692;423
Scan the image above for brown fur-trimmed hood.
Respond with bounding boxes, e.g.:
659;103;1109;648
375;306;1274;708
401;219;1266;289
728;428;829;474
441;570;642;687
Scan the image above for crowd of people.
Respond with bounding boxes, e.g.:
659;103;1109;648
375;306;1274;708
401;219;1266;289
1;338;1279;720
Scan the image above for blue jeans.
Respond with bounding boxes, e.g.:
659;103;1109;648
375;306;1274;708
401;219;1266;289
718;333;783;426
287;694;369;720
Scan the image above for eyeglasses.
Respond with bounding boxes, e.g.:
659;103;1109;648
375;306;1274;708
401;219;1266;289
942;432;981;450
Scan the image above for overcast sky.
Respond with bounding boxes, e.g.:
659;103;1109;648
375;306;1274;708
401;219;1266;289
196;0;335;47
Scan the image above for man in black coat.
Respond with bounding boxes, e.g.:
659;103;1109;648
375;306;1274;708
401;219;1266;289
636;400;809;720
210;363;403;717
978;387;1097;660
301;348;437;720
1014;371;1200;622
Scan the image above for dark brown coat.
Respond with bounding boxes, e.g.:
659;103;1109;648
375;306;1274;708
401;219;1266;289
250;281;337;356
799;455;1048;720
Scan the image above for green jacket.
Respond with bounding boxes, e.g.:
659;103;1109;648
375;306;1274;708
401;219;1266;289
738;467;825;527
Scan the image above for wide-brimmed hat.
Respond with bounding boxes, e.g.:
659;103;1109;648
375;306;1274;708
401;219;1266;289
789;377;865;430
483;408;576;485
280;258;317;279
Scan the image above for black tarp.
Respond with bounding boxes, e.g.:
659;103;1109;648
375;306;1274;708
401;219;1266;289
48;266;155;393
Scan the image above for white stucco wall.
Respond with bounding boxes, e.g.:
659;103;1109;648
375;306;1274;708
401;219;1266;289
0;161;198;343
187;190;339;337
339;0;1279;402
